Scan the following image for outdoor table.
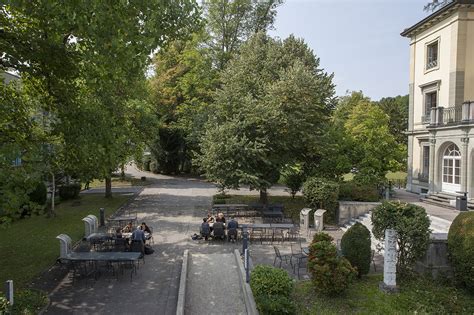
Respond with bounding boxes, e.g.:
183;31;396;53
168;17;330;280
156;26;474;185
212;204;249;216
122;232;151;241
86;232;113;242
63;252;142;280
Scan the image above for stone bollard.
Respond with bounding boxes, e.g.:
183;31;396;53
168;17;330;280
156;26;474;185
5;280;13;306
379;229;399;293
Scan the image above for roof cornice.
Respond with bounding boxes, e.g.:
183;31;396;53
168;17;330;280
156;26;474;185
401;0;474;38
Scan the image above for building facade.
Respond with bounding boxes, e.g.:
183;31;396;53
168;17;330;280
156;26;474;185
402;0;474;196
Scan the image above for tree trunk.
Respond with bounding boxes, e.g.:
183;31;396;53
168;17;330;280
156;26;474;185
49;172;56;218
120;163;125;180
259;188;268;206
105;175;112;198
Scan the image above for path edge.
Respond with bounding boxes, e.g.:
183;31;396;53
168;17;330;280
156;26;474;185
233;249;258;315
176;249;189;315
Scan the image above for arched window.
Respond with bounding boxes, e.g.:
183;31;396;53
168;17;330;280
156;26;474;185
442;144;461;192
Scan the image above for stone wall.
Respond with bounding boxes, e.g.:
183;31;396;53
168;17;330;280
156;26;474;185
415;233;453;279
337;201;381;226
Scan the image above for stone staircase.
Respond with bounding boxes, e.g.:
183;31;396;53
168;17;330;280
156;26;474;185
421;192;474;210
341;211;453;254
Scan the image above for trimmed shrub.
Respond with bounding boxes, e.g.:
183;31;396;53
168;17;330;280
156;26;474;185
307;232;357;295
371;201;430;277
250;265;295;314
302;177;339;223
338;181;379;202
282;167;305;199
447;211;474;291
341;222;371;277
58;183;81;200
28;182;48;206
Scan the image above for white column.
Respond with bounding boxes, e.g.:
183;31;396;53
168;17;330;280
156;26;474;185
461;137;469;193
429;138;436;193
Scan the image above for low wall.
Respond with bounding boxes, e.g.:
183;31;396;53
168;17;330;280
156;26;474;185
338;201;381;226
415;233;453;279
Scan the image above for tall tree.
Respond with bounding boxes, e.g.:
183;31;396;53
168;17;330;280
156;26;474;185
149;34;218;174
1;1;201;197
376;95;409;146
198;33;335;203
203;0;283;70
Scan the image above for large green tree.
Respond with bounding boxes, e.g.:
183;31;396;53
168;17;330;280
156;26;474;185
203;0;283;70
198;33;335;203
1;1;200;198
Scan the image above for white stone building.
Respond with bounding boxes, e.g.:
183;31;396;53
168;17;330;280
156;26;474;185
402;0;474;199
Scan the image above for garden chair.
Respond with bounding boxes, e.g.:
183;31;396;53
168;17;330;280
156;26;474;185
290;243;307;278
273;246;291;268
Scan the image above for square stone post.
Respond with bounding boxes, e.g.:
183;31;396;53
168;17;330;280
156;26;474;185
379;229;399;293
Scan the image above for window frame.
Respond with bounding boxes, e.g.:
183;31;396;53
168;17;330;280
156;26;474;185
425;37;440;73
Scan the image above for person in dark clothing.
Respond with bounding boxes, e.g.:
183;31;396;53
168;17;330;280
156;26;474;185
200;218;211;240
141;222;152;234
227;217;238;242
215;212;226;224
213;221;225;240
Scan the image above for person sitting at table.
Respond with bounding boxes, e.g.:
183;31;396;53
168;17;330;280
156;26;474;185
213;221;225;240
200;218;211;240
131;226;146;243
141;222;152;234
122;222;133;233
215;212;226;224
115;227;123;239
227;216;238;242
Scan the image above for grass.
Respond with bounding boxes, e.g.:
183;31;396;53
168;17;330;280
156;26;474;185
293;275;474;314
87;174;151;188
0;193;130;292
343;171;407;182
214;194;306;224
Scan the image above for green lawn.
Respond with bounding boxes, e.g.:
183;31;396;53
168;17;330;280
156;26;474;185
343;171;407;182
88;175;151;189
0;194;130;291
214;194;306;223
294;275;474;314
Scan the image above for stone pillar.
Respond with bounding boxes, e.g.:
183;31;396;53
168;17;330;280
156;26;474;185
379;229;399;293
461;137;469;193
314;209;326;232
429;138;436;193
406;135;413;191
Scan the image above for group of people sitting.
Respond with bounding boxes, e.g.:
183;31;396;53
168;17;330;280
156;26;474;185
200;212;239;242
116;221;152;244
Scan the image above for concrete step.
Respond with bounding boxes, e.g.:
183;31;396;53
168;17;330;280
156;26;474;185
429;215;452;233
421;198;455;210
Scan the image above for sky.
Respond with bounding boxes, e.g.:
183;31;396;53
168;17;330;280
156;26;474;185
269;0;431;101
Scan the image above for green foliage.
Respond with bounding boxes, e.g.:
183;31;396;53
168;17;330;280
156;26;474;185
254;295;296;315
281;165;305;199
312;232;334;244
376;95;409;147
371;201;431;276
250;265;295;314
307;233;357;296
447;211;474;292
302;177;339;222
344;95;405;184
293;274;474;314
28;182;48;206
204;0;284;70
341;222;372;277
0;296;9;313
10;289;48;315
58;183;81;200
338;181;380;202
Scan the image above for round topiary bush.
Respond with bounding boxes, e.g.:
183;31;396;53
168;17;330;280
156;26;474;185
341;222;371;277
307;232;357;296
250;265;295;314
447;211;474;291
371;201;430;276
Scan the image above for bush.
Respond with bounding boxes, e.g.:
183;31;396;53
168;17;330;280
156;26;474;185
371;201;431;277
28;181;48;206
58;183;81;200
302;177;339;223
149;159;159;174
282;167;305;199
307;232;357;295
10;289;48;314
338;181;379;202
341;222;371;277
447;211;474;291
250;265;295;314
254;295;296;315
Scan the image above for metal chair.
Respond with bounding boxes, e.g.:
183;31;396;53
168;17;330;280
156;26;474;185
273;246;291;268
290;243;307;278
250;228;263;244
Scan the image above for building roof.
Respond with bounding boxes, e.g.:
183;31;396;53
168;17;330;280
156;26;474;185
401;0;474;37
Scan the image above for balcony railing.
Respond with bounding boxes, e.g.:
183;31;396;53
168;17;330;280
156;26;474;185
425;101;474;127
